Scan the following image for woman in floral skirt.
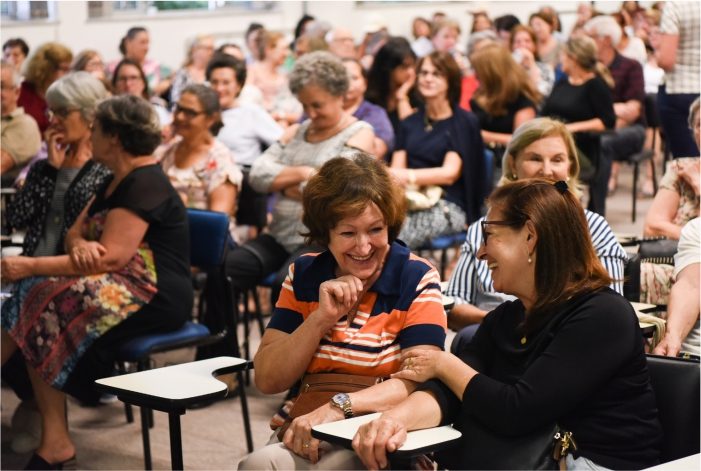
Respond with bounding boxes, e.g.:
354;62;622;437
1;94;192;470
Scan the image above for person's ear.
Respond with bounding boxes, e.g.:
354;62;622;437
524;220;538;253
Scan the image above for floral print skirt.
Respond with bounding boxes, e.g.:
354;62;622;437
1;252;157;390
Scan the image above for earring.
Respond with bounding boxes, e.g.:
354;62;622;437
512;174;517;179
566;176;570;182
527;252;532;264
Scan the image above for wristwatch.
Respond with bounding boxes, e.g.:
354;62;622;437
331;393;353;419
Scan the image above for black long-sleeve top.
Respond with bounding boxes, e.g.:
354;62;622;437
417;288;662;470
541;76;616;165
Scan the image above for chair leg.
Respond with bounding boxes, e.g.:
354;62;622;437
141;407;153;470
440;248;448;281
632;162;639;223
243;291;251;385
168;413;184;470
237;370;254;453
252;288;265;338
118;362;134;423
138;358;155;428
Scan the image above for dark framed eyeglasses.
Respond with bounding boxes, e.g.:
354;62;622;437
45;108;78;121
480;220;521;246
173;104;206;119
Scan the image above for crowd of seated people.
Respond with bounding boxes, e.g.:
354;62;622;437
0;2;699;469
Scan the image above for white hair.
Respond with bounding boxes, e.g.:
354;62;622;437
46;71;109;122
0;59;21;87
585;16;622;48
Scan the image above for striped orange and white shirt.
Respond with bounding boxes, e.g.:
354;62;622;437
267;241;447;430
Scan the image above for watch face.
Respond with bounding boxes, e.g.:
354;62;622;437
332;393;350;404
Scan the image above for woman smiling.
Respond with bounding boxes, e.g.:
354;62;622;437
238;153;446;470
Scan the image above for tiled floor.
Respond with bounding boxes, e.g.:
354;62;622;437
1;163;657;470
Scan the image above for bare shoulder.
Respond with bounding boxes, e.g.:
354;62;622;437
345;126;375;154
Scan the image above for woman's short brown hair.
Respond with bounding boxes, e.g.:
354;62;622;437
256;30;285;62
301;153;406;248
417;51;462;106
509;25;538;54
487;178;614;335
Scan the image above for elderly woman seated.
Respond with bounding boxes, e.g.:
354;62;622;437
446;118;627;350
237;153;447;470
353;178;662;471
1;95;192;470
204;51;375;318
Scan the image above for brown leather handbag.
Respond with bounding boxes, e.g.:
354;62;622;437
276;373;386;441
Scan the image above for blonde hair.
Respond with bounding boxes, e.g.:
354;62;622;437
256;30;285;61
183;34;215;67
431;18;461;38
564;36;614;88
500;118;584;199
471;43;542;115
23;42;73;91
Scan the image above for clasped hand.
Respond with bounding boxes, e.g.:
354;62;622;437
282;402;344;464
390;349;445;384
1;256;32;283
352;416;408;471
70;240;106;272
317;275;365;327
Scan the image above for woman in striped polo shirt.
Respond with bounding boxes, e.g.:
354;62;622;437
239;153;447;470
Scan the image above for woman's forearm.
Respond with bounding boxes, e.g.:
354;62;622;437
565;118;606;133
381;390;444;431
437;352;478;399
253;312;333;394
396;98;414;120
481;130;512;147
349;378;418;416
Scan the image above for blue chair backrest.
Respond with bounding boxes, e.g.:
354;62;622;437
186;209;230;270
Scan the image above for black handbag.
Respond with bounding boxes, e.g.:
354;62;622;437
434;413;568;470
638;237;678;261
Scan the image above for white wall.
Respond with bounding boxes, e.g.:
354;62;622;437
1;1;652;71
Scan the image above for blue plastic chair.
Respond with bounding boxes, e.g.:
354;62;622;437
416;232;468;280
114;209;253;469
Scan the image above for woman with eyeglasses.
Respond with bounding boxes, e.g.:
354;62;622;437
388;50;487;250
17;42;73;136
353;178;662;471
3;72;112;456
155;83;242;238
445;118;627;351
1;95;192;469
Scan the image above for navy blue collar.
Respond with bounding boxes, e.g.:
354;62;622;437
300;240;410;296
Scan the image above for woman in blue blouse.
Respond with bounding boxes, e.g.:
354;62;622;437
390;50;487;249
445;118;627;350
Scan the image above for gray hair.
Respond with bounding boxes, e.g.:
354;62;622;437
689;97;700;129
46;71;108;122
289;51;349;97
585;16;622;48
466;29;498;56
305;20;332;39
0;59;21;87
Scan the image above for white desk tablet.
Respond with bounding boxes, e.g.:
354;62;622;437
312;413;462;459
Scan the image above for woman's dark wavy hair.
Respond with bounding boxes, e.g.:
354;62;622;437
366;37;416;110
95;94;162;156
112;58;150;101
487;178;615;335
119;27;147;56
301;153;406;248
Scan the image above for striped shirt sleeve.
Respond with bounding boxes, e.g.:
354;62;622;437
400;261;447;350
445;219;484;306
266;263;305;333
585;210;627;294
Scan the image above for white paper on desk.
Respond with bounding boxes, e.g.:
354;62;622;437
313;413;462;451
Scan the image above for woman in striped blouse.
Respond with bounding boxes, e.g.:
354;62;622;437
445;118;627;351
239;154;447;470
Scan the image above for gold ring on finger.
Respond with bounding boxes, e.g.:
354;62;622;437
408;357;413;368
303;444;309;448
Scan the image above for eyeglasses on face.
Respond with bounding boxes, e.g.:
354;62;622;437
480;220;521;246
173;104;206;119
417;69;445;79
45;108;78;121
117;75;142;83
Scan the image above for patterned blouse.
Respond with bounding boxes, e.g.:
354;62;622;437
156;137;243;235
7;159;112;256
659;157;700;226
